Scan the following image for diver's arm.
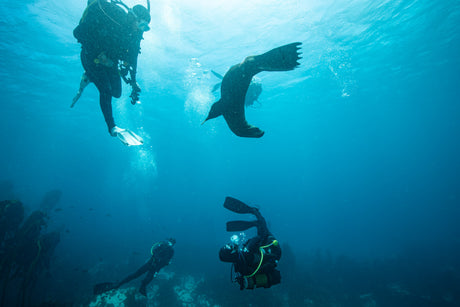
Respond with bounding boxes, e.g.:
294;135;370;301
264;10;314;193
126;39;142;103
126;38;141;85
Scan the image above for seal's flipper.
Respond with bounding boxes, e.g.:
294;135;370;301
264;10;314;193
211;71;223;92
224;197;255;214
93;282;116;295
224;115;264;138
212;82;221;93
226;220;258;232
211;70;224;80
255;42;302;72
203;99;225;124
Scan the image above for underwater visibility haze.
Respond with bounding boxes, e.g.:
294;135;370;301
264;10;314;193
0;0;459;306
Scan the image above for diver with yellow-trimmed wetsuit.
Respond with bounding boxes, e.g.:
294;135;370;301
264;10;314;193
219;197;281;290
93;238;175;296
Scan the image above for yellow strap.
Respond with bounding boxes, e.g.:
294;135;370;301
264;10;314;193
244;240;278;278
150;242;161;255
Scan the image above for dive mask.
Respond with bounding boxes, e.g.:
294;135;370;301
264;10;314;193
137;19;150;32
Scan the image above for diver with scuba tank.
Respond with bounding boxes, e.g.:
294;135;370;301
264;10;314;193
219;197;281;290
73;0;151;146
93;238;175;296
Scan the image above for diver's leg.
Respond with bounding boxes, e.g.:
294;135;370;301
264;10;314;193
80;49;97;81
108;67;122;99
99;92;116;134
252;42;302;72
252;209;269;238
116;261;149;288
139;270;154;296
223;197;270;237
92;73;116;134
82;50;117;134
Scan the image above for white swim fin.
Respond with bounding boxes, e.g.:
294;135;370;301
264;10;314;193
71;73;90;108
111;126;143;146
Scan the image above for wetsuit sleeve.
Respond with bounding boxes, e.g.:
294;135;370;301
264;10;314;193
219;244;239;263
124;36;142;85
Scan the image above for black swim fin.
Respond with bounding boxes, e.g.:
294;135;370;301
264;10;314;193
227;220;258;232
93;282;117;295
223;197;255;214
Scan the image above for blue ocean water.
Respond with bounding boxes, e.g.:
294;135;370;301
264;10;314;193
0;0;459;305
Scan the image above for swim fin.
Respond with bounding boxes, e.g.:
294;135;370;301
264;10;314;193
227;220;258;232
111;126;144;146
71;72;90;108
223;197;255;214
93;282;117;295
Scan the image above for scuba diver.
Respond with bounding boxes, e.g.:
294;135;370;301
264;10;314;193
211;71;263;108
72;0;152;146
94;238;175;296
219;197;281;290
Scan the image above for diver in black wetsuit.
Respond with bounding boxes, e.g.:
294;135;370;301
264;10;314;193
73;0;150;144
219;197;281;290
94;238;175;296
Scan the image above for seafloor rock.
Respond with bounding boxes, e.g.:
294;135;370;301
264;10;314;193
387;282;411;296
89;287;146;307
88;274;219;307
359;293;377;307
172;275;217;307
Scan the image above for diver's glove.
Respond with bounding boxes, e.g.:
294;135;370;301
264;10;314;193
119;61;130;78
130;82;141;105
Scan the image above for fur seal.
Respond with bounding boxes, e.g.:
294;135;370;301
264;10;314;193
211;71;263;108
203;42;302;138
